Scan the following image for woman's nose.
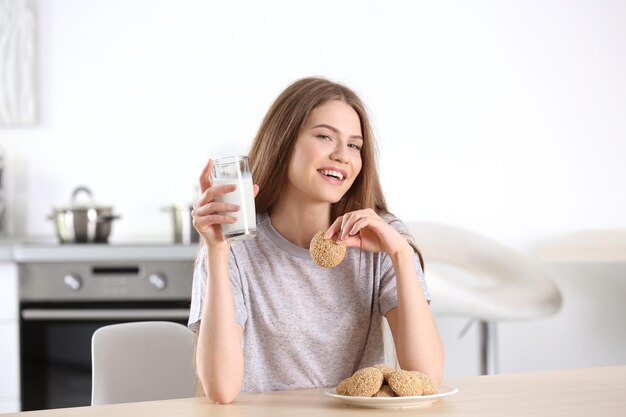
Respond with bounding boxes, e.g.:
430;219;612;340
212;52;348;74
330;145;349;164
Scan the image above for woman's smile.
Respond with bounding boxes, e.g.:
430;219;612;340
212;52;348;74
317;167;348;185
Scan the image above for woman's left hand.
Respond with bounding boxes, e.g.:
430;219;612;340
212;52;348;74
324;209;411;256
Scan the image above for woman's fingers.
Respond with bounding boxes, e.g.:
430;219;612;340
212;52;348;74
192;200;240;233
195;183;238;208
325;211;367;241
193;201;240;217
192;214;237;228
338;235;363;248
326;209;382;243
328;209;381;243
339;212;358;241
192;214;237;237
324;216;344;240
199;159;213;194
324;209;408;254
346;217;371;239
337;213;369;243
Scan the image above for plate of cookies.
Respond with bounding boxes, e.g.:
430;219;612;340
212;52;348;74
324;365;459;409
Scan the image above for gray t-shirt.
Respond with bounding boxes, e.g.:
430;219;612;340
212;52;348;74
188;212;430;393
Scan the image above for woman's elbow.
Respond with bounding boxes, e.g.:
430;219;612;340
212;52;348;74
429;355;445;385
207;389;239;405
430;368;444;385
407;355;444;384
199;375;241;404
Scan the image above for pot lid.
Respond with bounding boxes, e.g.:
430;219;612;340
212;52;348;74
53;186;113;210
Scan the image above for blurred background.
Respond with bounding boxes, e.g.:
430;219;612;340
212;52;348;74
1;0;625;378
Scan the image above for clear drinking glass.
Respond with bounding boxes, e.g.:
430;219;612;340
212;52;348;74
211;155;257;240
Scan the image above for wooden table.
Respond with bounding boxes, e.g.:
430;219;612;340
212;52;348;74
6;366;625;416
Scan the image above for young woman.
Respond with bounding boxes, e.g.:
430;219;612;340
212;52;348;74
188;77;444;403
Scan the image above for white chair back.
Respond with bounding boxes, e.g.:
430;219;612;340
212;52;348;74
91;321;196;405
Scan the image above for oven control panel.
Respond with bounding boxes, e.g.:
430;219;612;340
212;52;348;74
19;261;193;301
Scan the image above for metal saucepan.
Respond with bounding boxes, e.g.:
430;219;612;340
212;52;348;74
48;186;121;244
162;203;199;244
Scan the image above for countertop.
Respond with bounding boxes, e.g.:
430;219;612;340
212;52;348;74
5;366;625;417
538;229;626;263
0;239;199;263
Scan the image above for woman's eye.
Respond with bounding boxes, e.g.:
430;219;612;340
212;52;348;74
348;144;362;151
318;134;332;141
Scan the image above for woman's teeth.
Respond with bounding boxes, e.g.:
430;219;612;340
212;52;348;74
320;169;344;181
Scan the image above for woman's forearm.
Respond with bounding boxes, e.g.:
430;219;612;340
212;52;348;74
196;244;244;403
388;248;445;383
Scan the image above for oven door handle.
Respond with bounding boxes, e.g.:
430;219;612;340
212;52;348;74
21;308;190;321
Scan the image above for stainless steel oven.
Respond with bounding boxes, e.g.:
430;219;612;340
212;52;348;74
16;244;196;411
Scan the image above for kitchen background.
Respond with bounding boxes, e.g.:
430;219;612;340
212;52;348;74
0;0;625;398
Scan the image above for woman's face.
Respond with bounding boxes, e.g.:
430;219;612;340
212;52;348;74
286;100;364;204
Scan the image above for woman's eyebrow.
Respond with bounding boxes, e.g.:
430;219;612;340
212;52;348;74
311;123;363;140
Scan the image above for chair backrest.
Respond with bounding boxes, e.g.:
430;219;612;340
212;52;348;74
407;222;562;321
91;321;196;406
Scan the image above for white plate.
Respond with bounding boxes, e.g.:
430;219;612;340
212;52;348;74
324;385;459;409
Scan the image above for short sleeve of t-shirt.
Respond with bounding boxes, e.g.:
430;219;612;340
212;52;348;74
187;245;248;332
187;249;205;333
378;216;430;316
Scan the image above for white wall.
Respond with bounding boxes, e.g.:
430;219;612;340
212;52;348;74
0;0;624;375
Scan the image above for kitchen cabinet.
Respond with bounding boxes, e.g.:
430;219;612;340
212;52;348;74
0;262;20;412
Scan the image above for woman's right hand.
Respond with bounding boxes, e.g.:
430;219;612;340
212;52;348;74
192;159;241;247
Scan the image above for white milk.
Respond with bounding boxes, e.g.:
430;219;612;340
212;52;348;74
213;176;256;239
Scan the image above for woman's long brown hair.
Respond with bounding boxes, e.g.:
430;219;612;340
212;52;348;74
247;77;423;268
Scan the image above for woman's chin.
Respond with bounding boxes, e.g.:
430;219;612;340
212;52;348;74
324;193;346;204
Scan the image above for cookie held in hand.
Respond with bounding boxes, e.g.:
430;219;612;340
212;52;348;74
309;231;346;268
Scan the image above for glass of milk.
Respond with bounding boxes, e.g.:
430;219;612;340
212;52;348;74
211;155;257;240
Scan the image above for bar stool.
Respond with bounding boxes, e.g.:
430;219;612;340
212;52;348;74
407;222;562;374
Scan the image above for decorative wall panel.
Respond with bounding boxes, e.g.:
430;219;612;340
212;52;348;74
0;0;36;126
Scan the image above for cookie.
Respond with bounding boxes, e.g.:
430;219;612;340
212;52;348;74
373;384;397;397
387;370;423;396
344;367;384;397
309;231;346;268
373;364;396;381
335;377;351;396
411;371;437;395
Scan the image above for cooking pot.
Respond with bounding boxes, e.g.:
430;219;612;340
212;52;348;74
163;203;199;244
48;186;121;244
